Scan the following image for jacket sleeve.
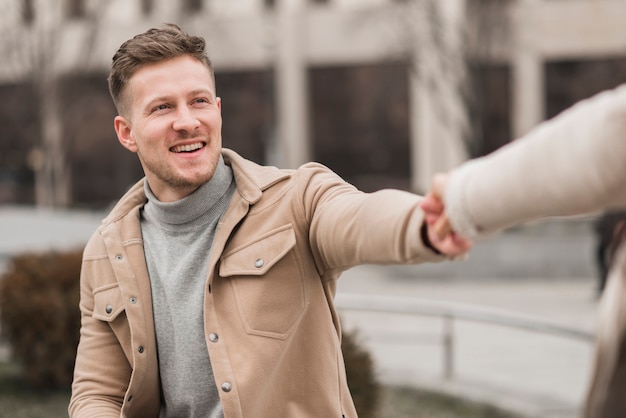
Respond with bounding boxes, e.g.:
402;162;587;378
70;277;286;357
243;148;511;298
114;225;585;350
444;83;626;238
299;163;447;272
69;233;131;418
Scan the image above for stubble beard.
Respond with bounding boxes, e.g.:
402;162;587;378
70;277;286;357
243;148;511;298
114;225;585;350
157;158;217;191
140;148;219;195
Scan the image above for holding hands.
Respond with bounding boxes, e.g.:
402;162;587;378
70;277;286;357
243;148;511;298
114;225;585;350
421;173;473;257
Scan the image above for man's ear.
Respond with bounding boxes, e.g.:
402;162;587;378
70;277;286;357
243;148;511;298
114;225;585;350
114;116;138;152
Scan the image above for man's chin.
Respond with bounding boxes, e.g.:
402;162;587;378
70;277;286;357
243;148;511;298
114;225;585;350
170;173;214;190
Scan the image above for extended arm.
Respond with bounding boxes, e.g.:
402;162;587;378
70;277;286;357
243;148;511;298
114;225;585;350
298;163;469;272
424;84;626;239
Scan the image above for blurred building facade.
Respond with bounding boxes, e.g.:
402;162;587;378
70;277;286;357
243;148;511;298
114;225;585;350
0;0;625;208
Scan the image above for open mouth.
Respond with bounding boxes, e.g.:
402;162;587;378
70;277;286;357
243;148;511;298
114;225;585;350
170;142;205;153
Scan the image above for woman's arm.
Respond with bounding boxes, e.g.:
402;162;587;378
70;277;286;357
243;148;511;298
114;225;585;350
437;84;626;238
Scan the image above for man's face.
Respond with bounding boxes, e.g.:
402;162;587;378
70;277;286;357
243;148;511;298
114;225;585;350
114;55;223;202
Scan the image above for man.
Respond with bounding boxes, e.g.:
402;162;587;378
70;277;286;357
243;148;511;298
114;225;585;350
69;24;469;418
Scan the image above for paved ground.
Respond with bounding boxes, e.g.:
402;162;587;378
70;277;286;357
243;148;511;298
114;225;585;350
337;266;597;418
336;219;600;418
0;206;603;417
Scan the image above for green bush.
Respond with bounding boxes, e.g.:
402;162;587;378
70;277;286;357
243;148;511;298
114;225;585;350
342;328;380;418
0;250;82;389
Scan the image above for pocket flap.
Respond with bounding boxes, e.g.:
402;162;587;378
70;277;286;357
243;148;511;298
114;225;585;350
92;284;125;321
220;224;296;277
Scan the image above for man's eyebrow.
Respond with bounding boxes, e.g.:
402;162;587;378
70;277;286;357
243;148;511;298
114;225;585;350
143;89;215;109
190;88;215;97
145;95;172;107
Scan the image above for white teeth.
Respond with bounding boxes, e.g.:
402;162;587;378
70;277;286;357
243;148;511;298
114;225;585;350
172;142;203;153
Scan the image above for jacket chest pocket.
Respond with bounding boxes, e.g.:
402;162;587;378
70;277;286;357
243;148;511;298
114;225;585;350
93;284;125;321
219;224;307;339
92;284;131;358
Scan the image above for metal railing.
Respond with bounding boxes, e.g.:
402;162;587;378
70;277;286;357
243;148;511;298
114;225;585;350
335;293;594;380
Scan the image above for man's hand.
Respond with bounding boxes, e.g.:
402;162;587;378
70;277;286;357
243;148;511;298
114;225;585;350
421;173;472;257
425;221;472;257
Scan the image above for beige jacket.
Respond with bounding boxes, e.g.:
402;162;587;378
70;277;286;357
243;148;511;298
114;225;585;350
443;85;626;418
69;149;444;418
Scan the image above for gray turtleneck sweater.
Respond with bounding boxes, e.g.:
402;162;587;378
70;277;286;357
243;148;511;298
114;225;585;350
140;158;236;418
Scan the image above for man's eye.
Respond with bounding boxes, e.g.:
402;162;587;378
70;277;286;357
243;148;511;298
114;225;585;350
151;104;168;113
194;98;208;104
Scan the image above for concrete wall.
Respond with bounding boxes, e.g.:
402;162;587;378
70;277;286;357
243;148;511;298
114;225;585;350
1;0;626;194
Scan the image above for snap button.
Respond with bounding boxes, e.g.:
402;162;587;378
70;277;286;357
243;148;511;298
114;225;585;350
254;259;264;268
209;333;219;343
221;382;232;392
138;346;144;354
130;297;137;304
105;304;113;314
115;255;123;261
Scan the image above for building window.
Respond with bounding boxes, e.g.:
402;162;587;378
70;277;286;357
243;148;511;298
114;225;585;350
183;0;203;13
66;0;85;19
545;57;626;119
467;63;512;157
141;0;154;15
22;0;34;23
310;63;412;192
215;70;275;165
264;0;275;9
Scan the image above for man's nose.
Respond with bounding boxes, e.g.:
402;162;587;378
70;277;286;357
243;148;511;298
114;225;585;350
172;106;200;131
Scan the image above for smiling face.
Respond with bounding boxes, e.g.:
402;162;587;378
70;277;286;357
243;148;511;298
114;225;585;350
114;55;223;202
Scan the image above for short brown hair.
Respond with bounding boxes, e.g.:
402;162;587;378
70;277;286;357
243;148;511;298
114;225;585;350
107;23;215;115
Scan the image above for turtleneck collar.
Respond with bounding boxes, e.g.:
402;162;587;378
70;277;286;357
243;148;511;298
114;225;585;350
143;156;234;226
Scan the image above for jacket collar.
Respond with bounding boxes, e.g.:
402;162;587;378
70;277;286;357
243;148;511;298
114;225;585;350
101;148;292;228
222;148;291;204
